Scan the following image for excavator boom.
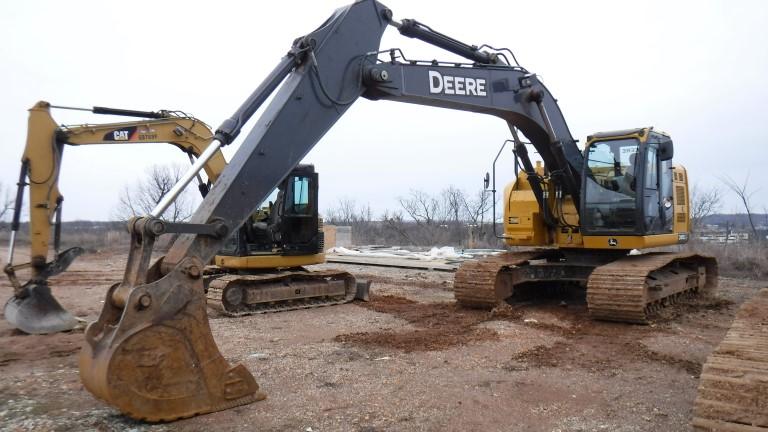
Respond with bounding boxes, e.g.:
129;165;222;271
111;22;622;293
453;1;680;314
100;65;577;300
79;0;583;419
80;0;391;420
4;102;225;334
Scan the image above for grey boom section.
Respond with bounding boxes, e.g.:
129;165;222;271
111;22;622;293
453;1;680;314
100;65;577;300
163;1;390;270
362;62;583;197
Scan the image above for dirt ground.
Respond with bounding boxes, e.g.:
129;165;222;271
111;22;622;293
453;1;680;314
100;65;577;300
0;249;765;432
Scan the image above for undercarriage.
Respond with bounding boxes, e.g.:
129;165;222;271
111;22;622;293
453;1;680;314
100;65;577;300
454;249;717;324
205;268;368;316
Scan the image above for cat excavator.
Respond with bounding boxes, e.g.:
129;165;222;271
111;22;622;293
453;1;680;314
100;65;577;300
4;102;362;335
72;0;753;423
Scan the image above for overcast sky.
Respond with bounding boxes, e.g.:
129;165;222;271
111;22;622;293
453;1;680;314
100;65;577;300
2;0;767;221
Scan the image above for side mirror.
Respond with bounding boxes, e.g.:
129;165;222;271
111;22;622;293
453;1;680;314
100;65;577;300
658;139;674;161
483;172;490;190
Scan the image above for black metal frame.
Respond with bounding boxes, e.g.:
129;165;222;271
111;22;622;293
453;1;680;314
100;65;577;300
223;165;321;258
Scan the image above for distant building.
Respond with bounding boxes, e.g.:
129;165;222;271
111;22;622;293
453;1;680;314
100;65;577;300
695;230;750;244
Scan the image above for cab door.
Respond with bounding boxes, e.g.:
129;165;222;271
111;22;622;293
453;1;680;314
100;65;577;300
280;170;320;254
659;158;673;232
642;144;673;234
642;144;661;232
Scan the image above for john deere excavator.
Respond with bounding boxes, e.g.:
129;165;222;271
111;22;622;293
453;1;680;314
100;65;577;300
4;102;361;334
453;126;717;323
71;0;744;422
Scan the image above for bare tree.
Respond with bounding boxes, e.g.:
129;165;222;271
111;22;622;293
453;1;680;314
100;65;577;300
0;182;14;224
356;202;373;224
332;198;357;225
461;189;493;232
764;206;768;229
398;189;444;226
380;209;415;245
720;174;760;242
115;164;195;222
322;198;378;245
398;189;461;245
690;184;722;232
324;198;373;226
441;186;465;225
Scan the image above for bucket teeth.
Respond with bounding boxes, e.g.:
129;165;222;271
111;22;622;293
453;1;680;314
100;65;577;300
79;258;264;422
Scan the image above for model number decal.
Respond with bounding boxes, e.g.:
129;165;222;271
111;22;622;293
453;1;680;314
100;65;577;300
428;70;487;96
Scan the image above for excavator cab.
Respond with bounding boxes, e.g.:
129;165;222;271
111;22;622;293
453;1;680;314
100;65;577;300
221;164;321;258
206;164;361;318
277;165;321;255
580;128;678;247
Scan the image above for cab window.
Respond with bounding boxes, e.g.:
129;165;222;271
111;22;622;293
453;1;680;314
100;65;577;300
290;176;310;214
582;138;639;231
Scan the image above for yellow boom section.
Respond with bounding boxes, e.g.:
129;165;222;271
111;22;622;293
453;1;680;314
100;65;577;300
21;101;226;268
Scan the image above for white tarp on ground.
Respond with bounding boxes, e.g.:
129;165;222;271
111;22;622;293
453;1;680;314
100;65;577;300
327;246;500;261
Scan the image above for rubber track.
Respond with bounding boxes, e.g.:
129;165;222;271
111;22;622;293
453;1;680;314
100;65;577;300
206;269;356;317
587;252;718;324
454;250;553;308
692;288;768;431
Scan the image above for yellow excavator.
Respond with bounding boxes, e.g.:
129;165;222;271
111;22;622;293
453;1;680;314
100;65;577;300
453;127;717;324
65;0;762;425
4;101;363;335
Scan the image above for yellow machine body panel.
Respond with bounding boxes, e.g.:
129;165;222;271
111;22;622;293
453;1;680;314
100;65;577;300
581;233;680;249
47;103;226;182
671;166;690;235
553;197;582;248
23;103;63;263
501;127;692;251
502;167;548;246
214;253;326;269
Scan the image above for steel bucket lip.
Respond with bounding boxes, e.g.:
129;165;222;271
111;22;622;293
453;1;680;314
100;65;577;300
4;284;77;334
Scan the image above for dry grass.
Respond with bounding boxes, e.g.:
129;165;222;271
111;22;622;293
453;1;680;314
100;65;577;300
687;241;767;279
0;228;130;253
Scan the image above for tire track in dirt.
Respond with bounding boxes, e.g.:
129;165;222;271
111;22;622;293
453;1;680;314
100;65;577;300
335;295;509;352
337;293;718;376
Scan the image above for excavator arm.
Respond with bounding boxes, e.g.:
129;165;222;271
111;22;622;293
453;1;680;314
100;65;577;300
4;101;226;334
361;52;583;212
162;7;583;274
79;0;593;422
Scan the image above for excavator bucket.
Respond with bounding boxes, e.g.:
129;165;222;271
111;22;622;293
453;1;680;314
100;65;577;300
79;257;265;422
4;284;77;334
4;247;83;334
